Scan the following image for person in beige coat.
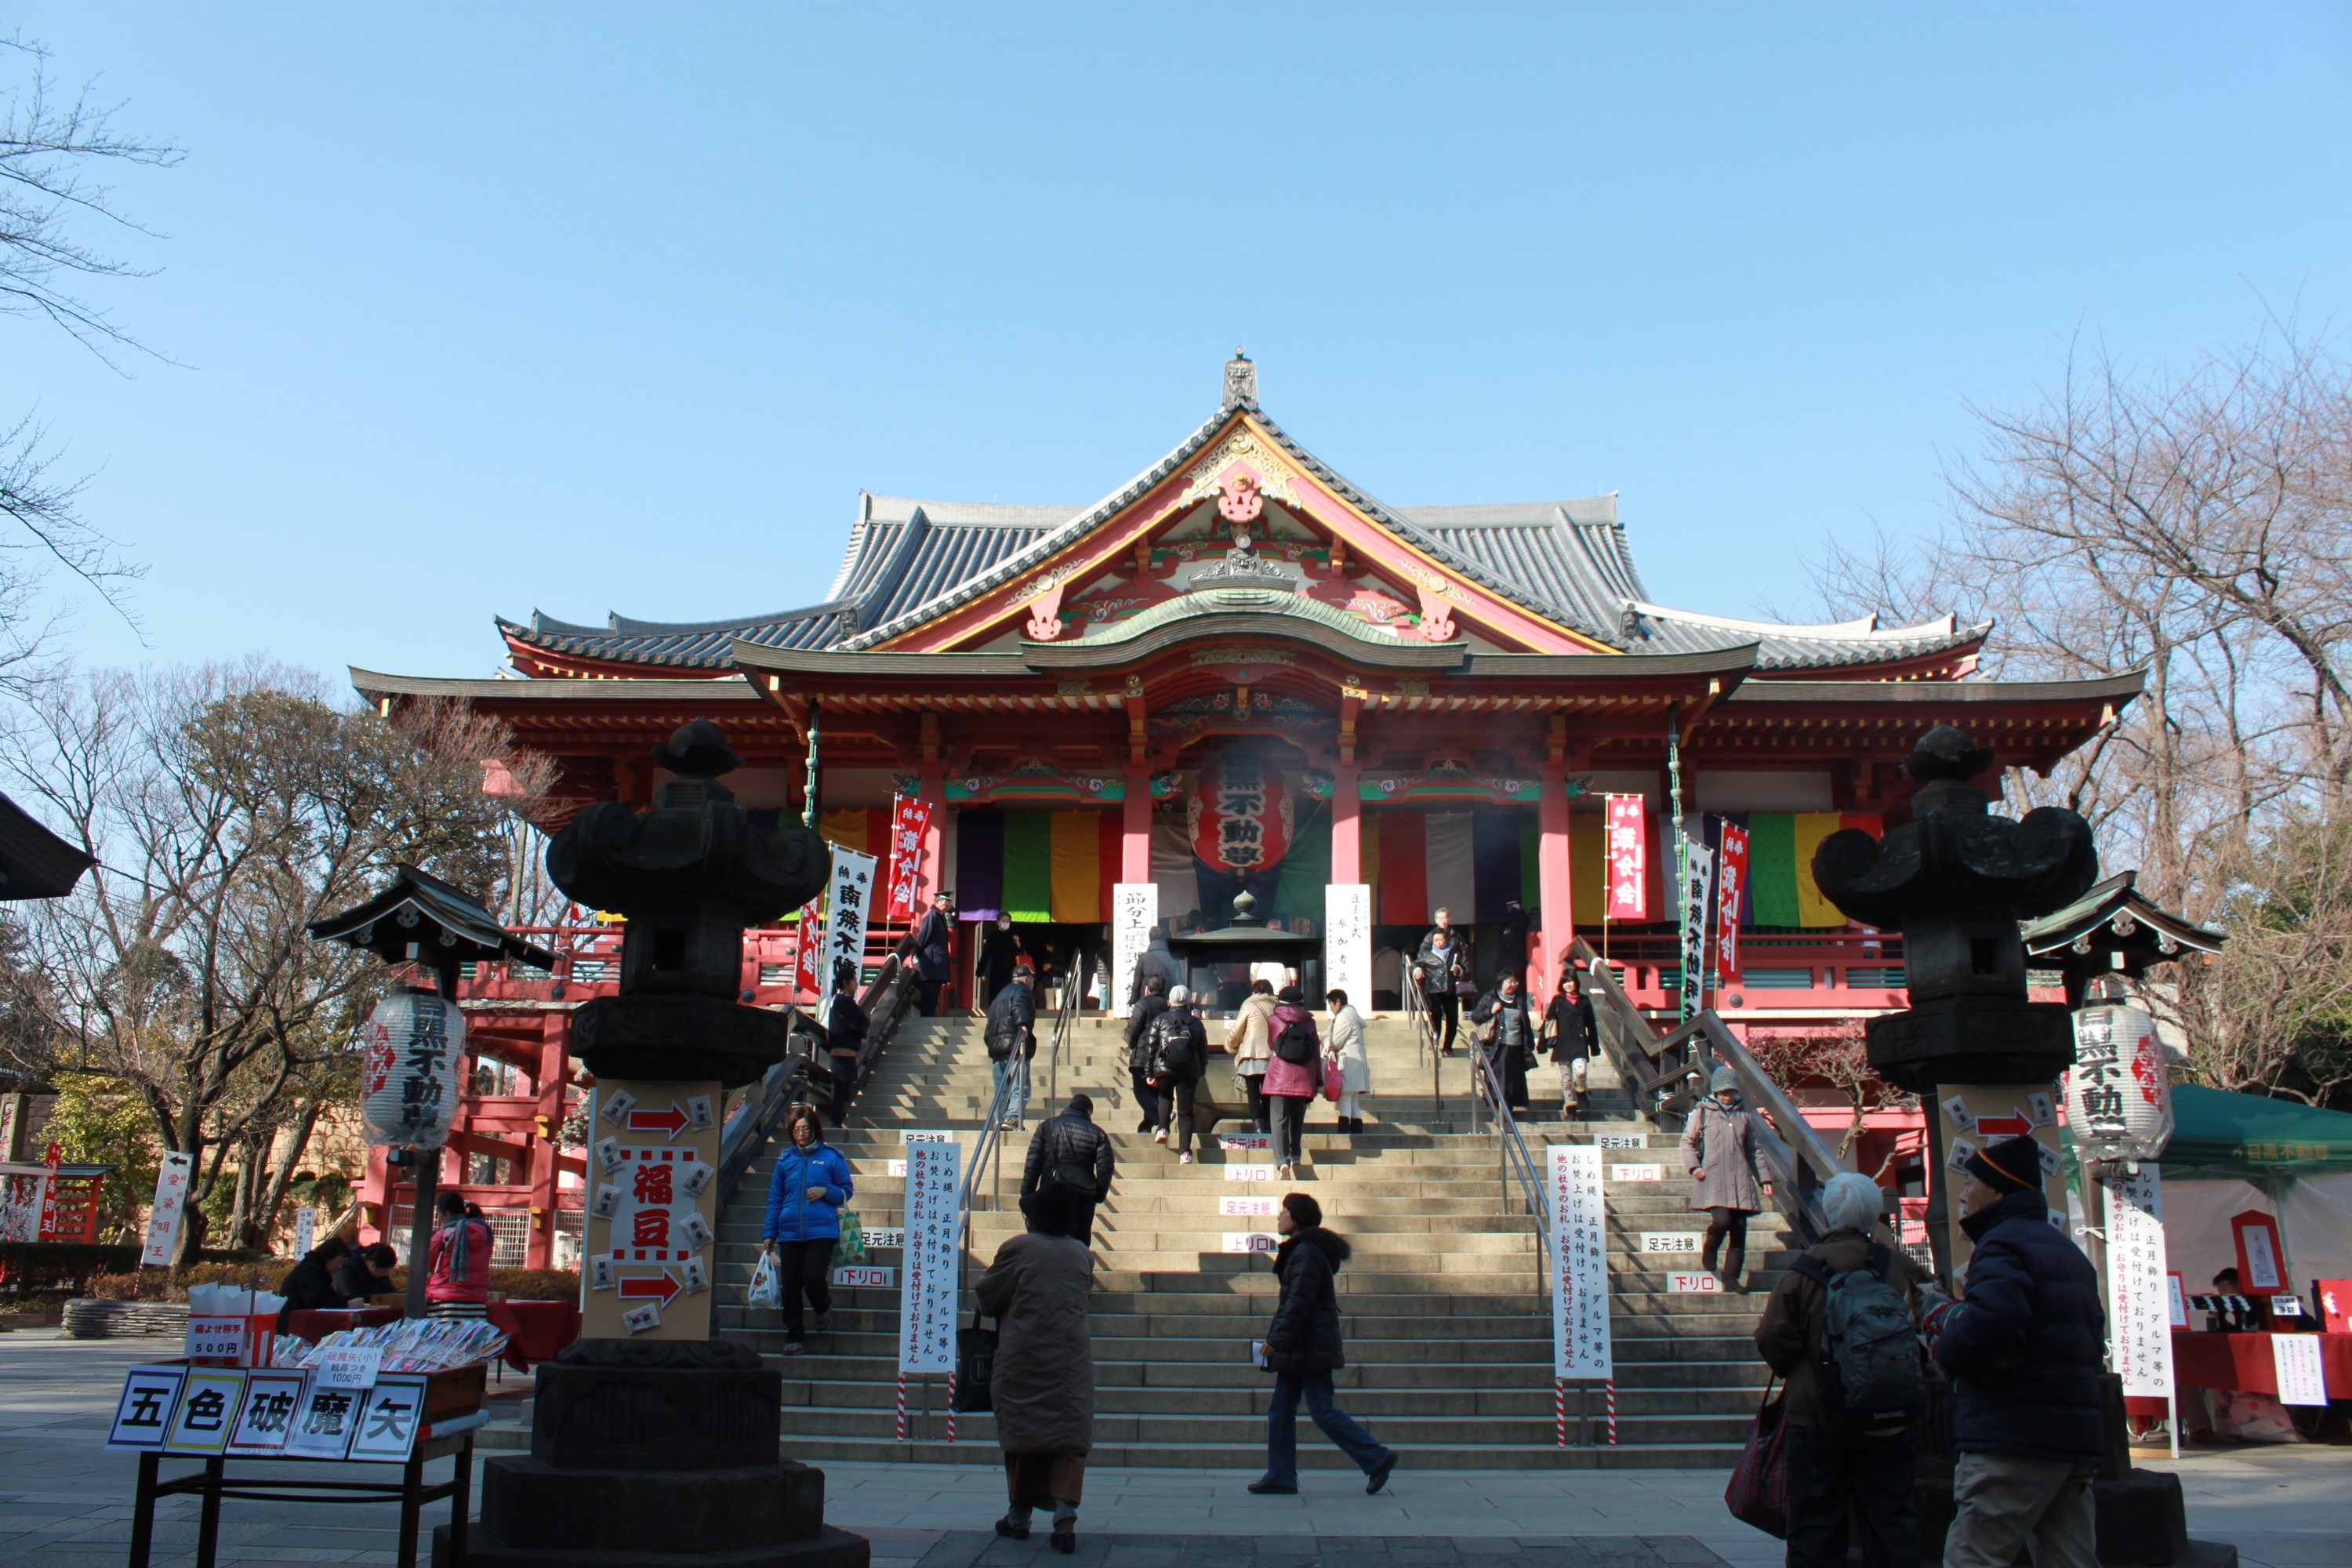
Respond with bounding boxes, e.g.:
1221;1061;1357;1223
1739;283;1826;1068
1680;1066;1772;1291
1225;978;1277;1135
976;1186;1097;1553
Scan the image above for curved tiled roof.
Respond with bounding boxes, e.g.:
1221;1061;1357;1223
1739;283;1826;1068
502;398;1987;675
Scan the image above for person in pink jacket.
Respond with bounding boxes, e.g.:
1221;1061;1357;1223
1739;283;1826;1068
1261;986;1322;1178
424;1190;493;1315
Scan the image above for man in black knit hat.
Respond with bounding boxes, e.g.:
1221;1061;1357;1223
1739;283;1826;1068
1917;1134;2106;1568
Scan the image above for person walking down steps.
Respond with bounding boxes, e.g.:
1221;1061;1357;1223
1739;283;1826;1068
978;1184;1097;1555
1682;1066;1771;1291
1144;985;1209;1163
760;1105;855;1356
1249;1192;1397;1497
1544;971;1597;1116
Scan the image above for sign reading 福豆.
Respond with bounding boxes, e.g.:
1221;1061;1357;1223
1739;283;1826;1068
2102;1167;2176;1401
1109;882;1156;1013
898;1139;961;1375
580;1079;722;1341
1550;1144;1613;1380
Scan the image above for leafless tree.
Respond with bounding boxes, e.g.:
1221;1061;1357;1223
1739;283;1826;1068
1745;1021;1915;1160
0;666;554;1255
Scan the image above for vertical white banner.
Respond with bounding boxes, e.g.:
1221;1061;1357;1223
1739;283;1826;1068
1679;841;1715;1019
1110;884;1157;1011
1550;1144;1613;1379
823;848;880;980
1325;884;1372;1011
141;1151;195;1266
897;1139;963;1374
293;1207;317;1259
2102;1167;2176;1400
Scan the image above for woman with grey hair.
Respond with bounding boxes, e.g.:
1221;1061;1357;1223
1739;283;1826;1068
1679;1066;1771;1291
1753;1171;1925;1568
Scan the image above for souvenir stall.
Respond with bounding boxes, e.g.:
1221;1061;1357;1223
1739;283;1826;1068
2158;1084;2352;1439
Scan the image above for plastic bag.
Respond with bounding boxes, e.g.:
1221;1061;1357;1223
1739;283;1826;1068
2213;1390;2305;1443
1323;1061;1343;1103
836;1212;867;1266
748;1249;781;1310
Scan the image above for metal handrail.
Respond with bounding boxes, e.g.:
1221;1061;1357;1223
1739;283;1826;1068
1468;1036;1555;1284
1400;969;1446;1119
957;983;1075;1271
1567;937;1675;1109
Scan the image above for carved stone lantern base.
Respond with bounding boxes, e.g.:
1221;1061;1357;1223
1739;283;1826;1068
435;1341;869;1567
1863;994;2079;1094
568;993;799;1090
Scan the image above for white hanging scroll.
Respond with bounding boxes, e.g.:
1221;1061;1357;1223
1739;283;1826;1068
897;1139;962;1375
140;1151;195;1267
1110;884;1157;1011
1551;1144;1613;1379
2102;1167;2176;1400
823;848;880;981
1325;884;1372;1011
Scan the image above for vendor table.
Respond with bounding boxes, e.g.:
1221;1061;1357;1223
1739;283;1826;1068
487;1299;579;1371
126;1431;473;1568
282;1305;402;1343
2169;1329;2352;1397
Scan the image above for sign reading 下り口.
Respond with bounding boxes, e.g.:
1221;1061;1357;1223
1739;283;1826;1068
1610;1164;1661;1182
1550;1144;1613;1380
833;1265;895;1288
898;1139;961;1375
580;1079;722;1341
1222;1232;1278;1254
1668;1272;1724;1294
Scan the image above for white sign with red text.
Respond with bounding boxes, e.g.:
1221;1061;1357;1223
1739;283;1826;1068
141;1151;195;1266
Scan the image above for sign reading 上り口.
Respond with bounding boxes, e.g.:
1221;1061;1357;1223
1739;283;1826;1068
1110;882;1157;1011
823;848;880;982
1325;884;1372;1012
581;1079;722;1341
1222;1232;1278;1254
1604;796;1648;920
1638;1232;1702;1254
898;1138;962;1375
2102;1166;2176;1401
1610;1164;1661;1182
1226;1165;1273;1182
885;793;933;923
1550;1144;1613;1380
2273;1334;2328;1406
1668;1272;1723;1294
1220;1196;1276;1217
1714;820;1749;978
140;1151;194;1266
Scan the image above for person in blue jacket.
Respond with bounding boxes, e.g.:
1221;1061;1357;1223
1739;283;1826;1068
1918;1133;2105;1568
762;1104;856;1356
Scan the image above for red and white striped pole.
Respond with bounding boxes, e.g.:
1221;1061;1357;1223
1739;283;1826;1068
1606;1379;1617;1446
946;1372;957;1443
895;1373;909;1442
1554;1378;1566;1447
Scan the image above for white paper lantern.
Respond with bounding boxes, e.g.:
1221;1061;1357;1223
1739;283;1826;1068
358;987;466;1149
2065;1003;2174;1163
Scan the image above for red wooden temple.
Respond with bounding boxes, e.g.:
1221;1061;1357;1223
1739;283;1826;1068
354;354;2137;1266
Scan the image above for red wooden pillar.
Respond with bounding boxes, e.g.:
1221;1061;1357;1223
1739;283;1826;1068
1330;767;1362;884
525;1010;569;1269
1120;768;1151;884
361;1144;393;1249
1537;763;1576;996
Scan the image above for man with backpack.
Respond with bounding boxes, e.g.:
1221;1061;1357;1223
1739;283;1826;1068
985;967;1039;1130
1754;1171;1925;1568
1021;1094;1116;1245
1124;973;1171;1137
1144;985;1209;1163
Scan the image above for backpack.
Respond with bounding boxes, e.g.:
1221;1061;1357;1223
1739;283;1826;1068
1791;1243;1922;1427
1272;1012;1319;1067
1149;1010;1201;1080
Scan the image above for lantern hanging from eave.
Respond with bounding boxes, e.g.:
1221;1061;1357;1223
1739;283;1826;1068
358;985;466;1149
2063;1002;2174;1163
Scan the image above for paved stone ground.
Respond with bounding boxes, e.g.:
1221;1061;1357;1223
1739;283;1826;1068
3;1330;2345;1567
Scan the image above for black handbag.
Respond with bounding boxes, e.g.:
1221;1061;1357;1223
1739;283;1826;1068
953;1312;996;1412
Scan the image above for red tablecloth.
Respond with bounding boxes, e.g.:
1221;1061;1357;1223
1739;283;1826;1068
281;1305;402;1343
2170;1330;2352;1397
490;1300;581;1370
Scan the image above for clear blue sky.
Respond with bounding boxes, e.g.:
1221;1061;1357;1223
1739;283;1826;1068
13;4;2350;684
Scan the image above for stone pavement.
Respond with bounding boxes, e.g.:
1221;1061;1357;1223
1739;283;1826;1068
4;1330;2347;1567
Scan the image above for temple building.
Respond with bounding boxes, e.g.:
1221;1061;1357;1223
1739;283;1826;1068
356;354;2139;1263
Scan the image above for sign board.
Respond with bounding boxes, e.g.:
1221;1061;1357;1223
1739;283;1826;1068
2231;1211;2285;1292
1220;1196;1276;1217
884;793;933;923
1221;1232;1278;1254
285;1379;365;1459
1226;1165;1273;1182
2273;1334;2328;1406
1109;882;1157;1012
1714;821;1749;978
186;1316;247;1362
1678;840;1715;1018
1221;1134;1270;1152
1595;1134;1646;1149
2167;1272;2189;1329
1610;1164;1661;1182
163;1369;247;1454
225;1371;307;1457
2319;1279;2352;1335
1549;1144;1613;1379
886;1160;907;1177
896;1138;961;1374
1638;1232;1702;1254
2102;1167;2176;1400
1603;795;1648;920
141;1151;194;1266
860;1227;906;1249
1668;1272;1724;1294
1325;884;1372;1013
833;1265;895;1288
580;1079;723;1341
1937;1083;2071;1283
347;1374;429;1461
822;848;880;981
293;1206;316;1259
107;1365;187;1450
900;1129;956;1144
315;1346;383;1390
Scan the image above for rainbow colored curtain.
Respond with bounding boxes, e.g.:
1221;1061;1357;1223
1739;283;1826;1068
1722;811;1880;927
1369;811;1540;926
953;811;1118;923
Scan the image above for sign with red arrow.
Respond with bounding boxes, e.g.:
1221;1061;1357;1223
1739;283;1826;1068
1974;1112;2034;1138
618;1271;682;1307
627;1103;689;1138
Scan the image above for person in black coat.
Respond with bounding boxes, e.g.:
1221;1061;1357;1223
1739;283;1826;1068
332;1241;397;1304
1543;973;1599;1115
1248;1193;1396;1496
978;916;1025;1008
984;968;1038;1127
1918;1134;2105;1568
909;890;956;1014
1123;974;1170;1135
274;1236;354;1331
824;957;870;1124
1021;1094;1116;1244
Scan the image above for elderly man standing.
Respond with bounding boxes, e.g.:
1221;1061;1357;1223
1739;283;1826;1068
1755;1171;1926;1568
1918;1134;2107;1568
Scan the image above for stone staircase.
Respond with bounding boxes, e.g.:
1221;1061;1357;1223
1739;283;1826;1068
677;1010;1783;1471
